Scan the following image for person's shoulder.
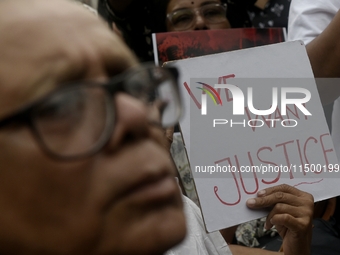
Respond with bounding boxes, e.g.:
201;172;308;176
288;0;340;43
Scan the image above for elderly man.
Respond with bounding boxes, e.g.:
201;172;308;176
0;0;314;254
0;0;186;254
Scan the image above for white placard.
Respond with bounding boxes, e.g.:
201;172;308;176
166;41;340;232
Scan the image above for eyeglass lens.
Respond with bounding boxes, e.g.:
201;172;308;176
29;66;181;158
32;86;113;158
123;67;182;127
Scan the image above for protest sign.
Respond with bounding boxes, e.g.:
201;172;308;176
165;41;340;232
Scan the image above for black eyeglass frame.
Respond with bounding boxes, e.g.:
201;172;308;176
0;64;181;160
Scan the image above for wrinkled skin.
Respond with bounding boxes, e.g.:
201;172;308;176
0;0;186;254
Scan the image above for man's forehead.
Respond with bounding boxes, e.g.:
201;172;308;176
0;0;79;20
0;0;137;118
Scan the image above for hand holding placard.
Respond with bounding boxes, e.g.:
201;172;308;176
246;184;313;255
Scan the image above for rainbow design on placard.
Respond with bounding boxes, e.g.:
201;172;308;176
196;82;223;106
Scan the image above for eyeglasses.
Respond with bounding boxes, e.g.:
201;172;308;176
0;64;182;160
167;3;227;31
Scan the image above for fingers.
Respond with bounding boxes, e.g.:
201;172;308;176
257;183;308;198
264;203;312;231
247;192;301;209
246;186;313;255
246;184;314;235
246;184;314;209
268;214;307;233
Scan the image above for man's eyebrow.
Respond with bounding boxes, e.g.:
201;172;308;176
103;52;137;79
55;67;88;86
105;64;128;78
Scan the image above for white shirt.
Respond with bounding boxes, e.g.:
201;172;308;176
166;195;232;255
288;0;340;44
288;0;340;161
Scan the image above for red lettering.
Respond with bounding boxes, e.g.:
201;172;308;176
214;157;241;206
276;140;295;179
274;107;284;122
245;106;273;132
183;82;201;109
320;133;333;170
257;147;280;184
296;139;306;175
303;136;318;165
217;74;236;102
236;153;259;195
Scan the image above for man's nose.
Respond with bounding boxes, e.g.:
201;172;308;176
104;94;150;151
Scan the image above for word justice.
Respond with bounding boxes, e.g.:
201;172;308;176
212;133;332;206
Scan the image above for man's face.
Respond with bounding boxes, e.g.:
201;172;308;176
0;1;186;254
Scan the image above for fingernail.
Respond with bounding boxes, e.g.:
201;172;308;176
258;190;266;196
247;198;256;205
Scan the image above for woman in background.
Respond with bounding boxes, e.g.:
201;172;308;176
98;0;255;61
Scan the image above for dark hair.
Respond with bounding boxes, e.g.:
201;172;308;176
225;0;255;28
97;0;254;61
98;0;253;30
